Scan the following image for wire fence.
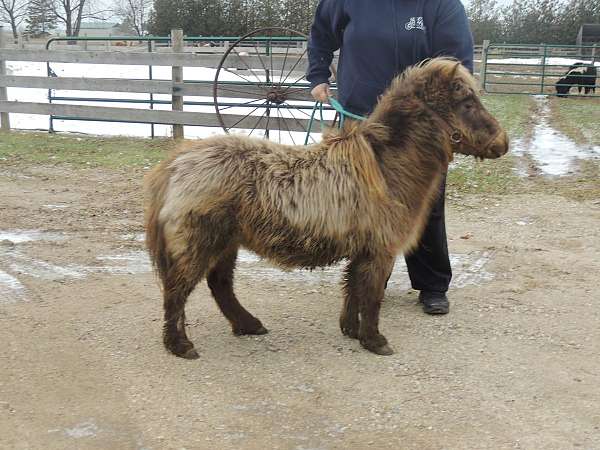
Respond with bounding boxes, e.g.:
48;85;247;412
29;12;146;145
480;42;599;97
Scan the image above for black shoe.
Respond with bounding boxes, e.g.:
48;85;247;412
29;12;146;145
419;291;449;315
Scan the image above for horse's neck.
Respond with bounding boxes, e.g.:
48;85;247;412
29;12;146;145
375;115;448;215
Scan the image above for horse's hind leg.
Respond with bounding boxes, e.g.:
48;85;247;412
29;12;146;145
343;252;395;355
162;256;205;359
207;247;268;336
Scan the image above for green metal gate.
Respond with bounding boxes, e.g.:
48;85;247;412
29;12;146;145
480;42;599;97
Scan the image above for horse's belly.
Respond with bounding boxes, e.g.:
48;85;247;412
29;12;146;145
240;225;349;270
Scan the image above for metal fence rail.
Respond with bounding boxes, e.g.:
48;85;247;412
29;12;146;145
480;42;599;97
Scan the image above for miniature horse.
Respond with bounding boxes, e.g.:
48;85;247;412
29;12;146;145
144;58;509;359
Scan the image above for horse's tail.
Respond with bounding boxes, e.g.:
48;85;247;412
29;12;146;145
144;160;172;282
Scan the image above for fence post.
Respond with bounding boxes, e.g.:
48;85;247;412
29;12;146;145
592;44;597;64
171;29;184;139
480;40;490;92
0;26;11;131
539;44;547;95
148;39;155;139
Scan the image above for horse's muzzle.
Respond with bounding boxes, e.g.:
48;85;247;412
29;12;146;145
487;130;509;159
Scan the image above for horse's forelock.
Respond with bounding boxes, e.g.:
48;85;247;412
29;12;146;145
388;58;479;102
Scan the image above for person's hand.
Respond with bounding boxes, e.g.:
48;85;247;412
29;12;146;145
311;83;331;103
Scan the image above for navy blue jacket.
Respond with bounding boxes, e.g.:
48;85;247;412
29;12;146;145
307;0;474;115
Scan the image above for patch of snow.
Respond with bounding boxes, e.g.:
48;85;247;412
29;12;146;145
0;269;26;303
487;57;599;67
8;252;85;280
511;96;600;176
238;250;261;263
236;251;493;289
0;230;64;244
1;236;495;290
120;232;145;242
451;251;494;288
6;61;317;144
94;251;151;274
64;420;99;438
6;60;332;145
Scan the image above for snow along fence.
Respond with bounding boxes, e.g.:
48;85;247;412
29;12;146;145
0;29;318;137
480;40;599;96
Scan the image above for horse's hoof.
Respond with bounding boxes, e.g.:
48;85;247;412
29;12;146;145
168;346;200;359
360;336;394;356
180;347;200;359
253;326;269;335
370;344;394;356
233;325;269;336
164;335;199;359
341;326;359;339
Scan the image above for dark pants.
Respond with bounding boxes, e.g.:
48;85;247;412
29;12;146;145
403;177;452;292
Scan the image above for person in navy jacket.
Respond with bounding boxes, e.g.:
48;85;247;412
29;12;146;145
307;0;474;314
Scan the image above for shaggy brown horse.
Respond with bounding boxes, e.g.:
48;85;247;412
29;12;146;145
145;58;508;359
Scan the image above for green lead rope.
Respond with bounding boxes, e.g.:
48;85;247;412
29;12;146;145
327;97;368;124
304;96;367;145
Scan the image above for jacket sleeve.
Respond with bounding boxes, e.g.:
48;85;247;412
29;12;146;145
306;0;349;87
431;0;474;73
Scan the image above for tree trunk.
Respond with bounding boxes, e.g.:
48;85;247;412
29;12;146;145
10;16;18;41
73;0;85;36
66;8;75;44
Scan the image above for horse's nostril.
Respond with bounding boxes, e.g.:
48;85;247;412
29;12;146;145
488;138;508;158
502;134;509;154
492;132;509;157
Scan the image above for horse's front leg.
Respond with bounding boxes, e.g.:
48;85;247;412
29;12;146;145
343;252;395;355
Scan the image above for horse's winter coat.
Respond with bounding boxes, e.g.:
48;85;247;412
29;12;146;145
144;58;509;359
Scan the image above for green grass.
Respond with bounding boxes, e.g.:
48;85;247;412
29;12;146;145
445;94;531;195
481;94;534;139
447;154;523;195
547;97;600;145
0;131;172;168
0;94;596;200
1;96;533;170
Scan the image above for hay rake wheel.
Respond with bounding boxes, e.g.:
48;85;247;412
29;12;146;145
213;27;335;144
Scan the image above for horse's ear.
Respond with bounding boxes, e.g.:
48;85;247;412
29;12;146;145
448;62;461;80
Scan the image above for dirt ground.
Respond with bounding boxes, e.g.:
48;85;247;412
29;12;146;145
1;159;599;450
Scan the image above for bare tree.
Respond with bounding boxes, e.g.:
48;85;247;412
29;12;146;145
113;0;151;36
0;0;27;39
52;0;111;37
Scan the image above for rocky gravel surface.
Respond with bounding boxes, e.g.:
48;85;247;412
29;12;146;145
1;164;599;449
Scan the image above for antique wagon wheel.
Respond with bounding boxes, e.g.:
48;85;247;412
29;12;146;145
213;27;336;144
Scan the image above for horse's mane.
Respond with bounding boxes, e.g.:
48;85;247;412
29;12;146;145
320;58;477;197
398;57;479;94
370;57;479;121
321;120;390;199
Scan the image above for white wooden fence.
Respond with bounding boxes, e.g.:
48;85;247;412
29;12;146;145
0;29;317;136
0;30;496;137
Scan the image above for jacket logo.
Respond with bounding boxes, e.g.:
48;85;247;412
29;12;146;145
405;17;426;31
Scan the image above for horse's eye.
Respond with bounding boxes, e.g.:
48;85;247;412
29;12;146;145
462;97;476;110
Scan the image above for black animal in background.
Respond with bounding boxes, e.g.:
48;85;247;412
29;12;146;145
555;62;597;97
